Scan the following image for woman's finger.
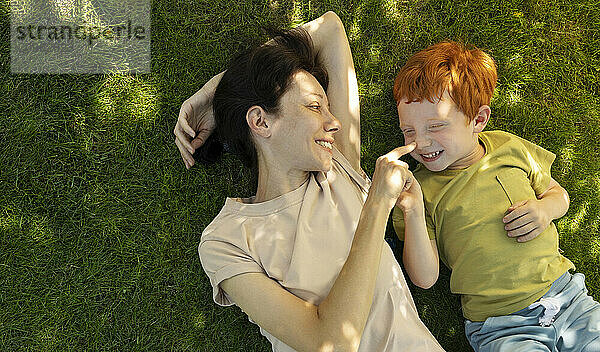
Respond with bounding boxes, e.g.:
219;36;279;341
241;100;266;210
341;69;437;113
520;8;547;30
192;128;213;149
178;104;197;138
175;138;189;169
386;142;416;160
174;124;195;154
175;138;194;168
390;159;409;168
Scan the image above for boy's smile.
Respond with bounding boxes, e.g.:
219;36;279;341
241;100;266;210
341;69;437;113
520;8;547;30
397;90;490;172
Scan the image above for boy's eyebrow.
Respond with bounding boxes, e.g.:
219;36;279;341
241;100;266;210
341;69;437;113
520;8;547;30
400;118;448;127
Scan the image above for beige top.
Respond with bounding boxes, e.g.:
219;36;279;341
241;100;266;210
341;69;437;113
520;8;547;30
199;146;444;351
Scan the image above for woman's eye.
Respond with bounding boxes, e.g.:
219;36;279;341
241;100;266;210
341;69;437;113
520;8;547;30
308;105;321;111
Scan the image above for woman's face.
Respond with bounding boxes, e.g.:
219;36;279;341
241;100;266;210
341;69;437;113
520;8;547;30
266;70;341;173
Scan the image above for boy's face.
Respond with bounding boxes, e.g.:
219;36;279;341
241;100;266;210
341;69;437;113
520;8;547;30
397;91;488;172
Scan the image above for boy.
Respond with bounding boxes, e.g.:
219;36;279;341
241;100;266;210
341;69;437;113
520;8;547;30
391;41;600;351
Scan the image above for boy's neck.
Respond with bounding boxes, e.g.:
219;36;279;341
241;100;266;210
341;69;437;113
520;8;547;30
447;140;486;170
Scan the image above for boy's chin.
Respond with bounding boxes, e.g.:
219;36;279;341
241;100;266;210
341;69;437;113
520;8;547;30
420;162;448;172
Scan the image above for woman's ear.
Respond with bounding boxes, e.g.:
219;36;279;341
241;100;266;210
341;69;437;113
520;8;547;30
473;105;491;133
246;106;271;138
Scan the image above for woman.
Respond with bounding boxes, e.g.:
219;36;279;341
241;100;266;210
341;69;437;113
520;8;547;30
174;12;443;352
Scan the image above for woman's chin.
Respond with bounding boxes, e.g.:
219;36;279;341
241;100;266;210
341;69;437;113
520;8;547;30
315;159;332;172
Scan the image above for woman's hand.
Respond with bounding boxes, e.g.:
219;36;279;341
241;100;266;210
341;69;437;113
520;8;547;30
369;143;417;209
174;71;224;169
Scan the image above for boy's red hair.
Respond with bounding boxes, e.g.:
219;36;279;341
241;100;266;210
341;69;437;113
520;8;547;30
393;41;497;122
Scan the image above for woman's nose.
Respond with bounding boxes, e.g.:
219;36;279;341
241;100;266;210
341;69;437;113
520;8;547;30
325;112;341;133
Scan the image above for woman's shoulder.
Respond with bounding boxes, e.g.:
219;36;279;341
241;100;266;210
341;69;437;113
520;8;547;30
200;199;241;242
200;182;308;245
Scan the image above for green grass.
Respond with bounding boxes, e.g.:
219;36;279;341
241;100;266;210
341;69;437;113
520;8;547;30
1;0;599;350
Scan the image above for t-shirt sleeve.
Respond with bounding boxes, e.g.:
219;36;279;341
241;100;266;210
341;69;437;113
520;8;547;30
516;136;556;195
198;239;265;306
392;205;436;241
331;145;371;194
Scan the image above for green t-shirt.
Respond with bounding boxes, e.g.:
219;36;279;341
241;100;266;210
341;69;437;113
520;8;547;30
392;130;574;321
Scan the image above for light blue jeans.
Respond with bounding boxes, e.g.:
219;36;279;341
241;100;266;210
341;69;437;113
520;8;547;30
465;272;600;352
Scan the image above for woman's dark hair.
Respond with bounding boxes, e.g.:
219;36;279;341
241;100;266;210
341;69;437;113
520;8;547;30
194;27;328;171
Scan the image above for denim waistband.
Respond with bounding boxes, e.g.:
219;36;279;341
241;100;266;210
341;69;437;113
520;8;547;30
506;271;572;317
542;270;572;299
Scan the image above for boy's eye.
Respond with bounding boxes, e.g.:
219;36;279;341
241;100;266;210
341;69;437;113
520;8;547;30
429;124;444;129
402;130;415;136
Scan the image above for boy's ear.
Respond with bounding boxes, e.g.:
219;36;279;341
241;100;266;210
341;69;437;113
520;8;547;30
246;106;271;138
472;105;491;133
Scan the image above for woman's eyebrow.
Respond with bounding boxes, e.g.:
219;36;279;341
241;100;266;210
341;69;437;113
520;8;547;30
305;92;324;99
304;93;330;107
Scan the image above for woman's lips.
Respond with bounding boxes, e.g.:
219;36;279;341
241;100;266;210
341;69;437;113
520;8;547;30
315;140;333;154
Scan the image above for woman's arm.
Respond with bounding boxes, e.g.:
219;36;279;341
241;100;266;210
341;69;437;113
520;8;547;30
302;12;361;173
221;144;416;352
222;196;390;352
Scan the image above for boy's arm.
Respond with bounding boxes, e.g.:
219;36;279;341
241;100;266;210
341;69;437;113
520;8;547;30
503;177;569;242
395;171;439;289
402;207;439;289
537;178;570;218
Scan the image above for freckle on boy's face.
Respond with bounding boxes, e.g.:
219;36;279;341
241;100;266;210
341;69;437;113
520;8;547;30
397;91;482;172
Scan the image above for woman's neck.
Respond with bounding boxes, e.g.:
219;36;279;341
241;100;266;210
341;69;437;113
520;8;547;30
253;157;310;203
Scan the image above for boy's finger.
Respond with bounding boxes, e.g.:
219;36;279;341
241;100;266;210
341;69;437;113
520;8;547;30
386;142;416;160
507;222;536;237
403;175;413;191
506;200;527;212
503;207;528;223
504;216;533;231
517;229;540;242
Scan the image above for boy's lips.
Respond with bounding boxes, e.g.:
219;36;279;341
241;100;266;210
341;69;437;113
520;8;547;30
420;150;443;162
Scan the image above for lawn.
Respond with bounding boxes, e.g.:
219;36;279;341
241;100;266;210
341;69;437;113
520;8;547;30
1;0;599;351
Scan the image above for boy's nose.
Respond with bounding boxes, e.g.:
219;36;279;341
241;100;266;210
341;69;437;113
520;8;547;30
415;134;431;148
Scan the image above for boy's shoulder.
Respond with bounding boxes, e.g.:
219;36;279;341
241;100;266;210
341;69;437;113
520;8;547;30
479;130;539;149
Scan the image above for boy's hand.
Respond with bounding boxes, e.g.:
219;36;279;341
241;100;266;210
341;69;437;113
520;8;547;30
503;199;551;242
396;171;424;215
